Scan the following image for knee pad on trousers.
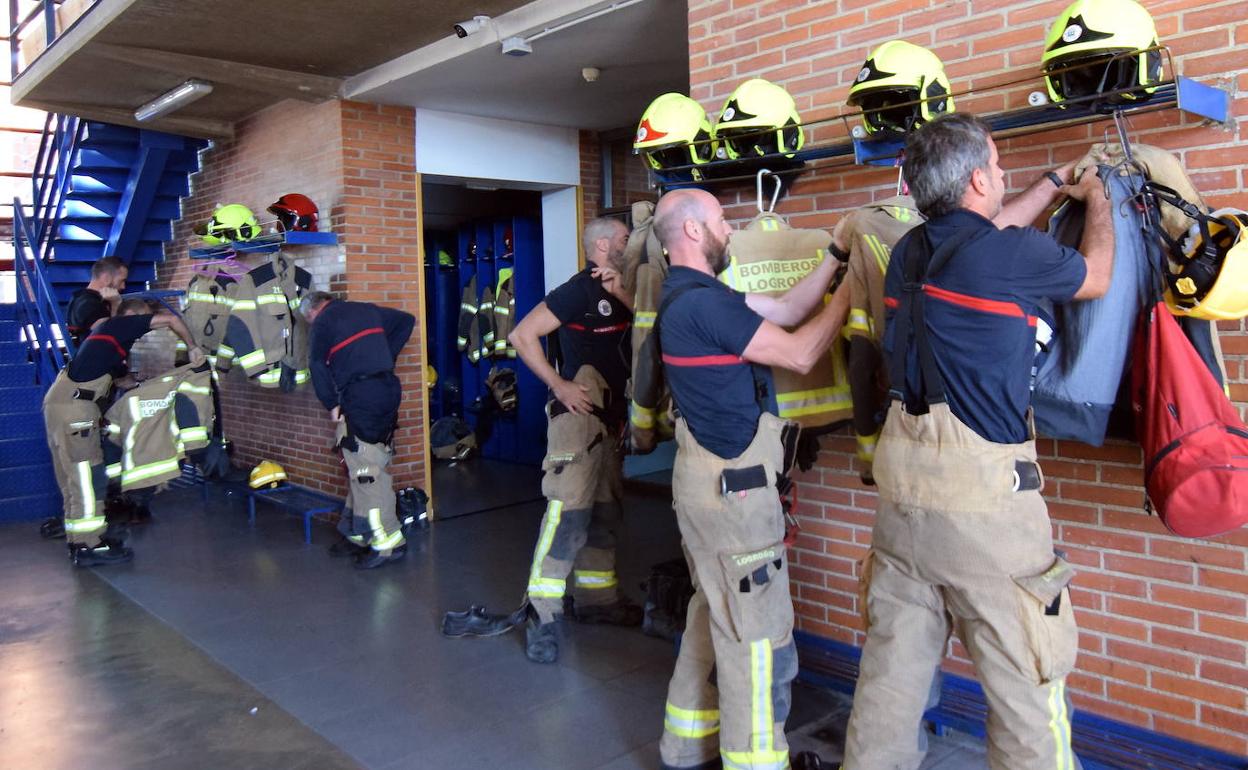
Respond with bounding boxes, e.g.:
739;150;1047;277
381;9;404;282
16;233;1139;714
547;506;590;561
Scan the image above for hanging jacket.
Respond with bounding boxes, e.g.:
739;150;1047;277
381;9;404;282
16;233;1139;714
624;201;673;453
180;267;237;370
840;195;925;471
475;285;496;365
457;275;478;356
720;211;853;432
220;253;312;390
103;363;214;491
270;252;313;391
492;267;517;359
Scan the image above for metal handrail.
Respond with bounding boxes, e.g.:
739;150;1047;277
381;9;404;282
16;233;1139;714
13;200;72;383
9;0;99;84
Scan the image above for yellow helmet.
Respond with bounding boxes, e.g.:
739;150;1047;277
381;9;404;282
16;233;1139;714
426;365;438;389
1165;208;1248;321
848;40;954;135
713;79;804;160
249;460;287;489
1041;0;1162;106
195;204;262;245
634;93;717;179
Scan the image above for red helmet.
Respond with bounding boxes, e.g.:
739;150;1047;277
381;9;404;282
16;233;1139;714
267;193;319;233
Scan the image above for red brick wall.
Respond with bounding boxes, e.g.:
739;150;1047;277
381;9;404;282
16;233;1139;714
689;0;1248;755
580;129;602;223
153;99;427;498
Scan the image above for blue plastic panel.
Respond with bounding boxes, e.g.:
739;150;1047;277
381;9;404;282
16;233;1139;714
1176;76;1231;124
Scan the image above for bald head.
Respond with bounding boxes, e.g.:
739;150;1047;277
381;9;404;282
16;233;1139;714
582;217;628;271
653;189;732;275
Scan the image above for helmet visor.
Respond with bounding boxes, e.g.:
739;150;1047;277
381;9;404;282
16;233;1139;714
646;144;699;171
857;88;922;133
1046;52;1155;103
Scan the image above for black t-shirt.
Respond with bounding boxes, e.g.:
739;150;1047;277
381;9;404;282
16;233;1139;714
544;268;633;410
66;288;110;348
67;314;153;383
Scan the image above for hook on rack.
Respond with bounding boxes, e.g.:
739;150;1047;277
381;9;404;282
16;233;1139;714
756;168;782;213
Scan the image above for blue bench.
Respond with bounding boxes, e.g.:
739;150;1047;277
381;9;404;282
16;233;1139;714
247;484;342;544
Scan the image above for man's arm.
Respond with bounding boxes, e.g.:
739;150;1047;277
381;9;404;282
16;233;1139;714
741;279;850;374
744;250;839;327
1064;169;1115;300
379;306;416;359
995;160;1078;229
150;312;204;364
591;266;634;312
508;302;592;414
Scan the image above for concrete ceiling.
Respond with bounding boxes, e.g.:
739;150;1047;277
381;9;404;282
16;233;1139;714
12;0;688;138
347;0;689;130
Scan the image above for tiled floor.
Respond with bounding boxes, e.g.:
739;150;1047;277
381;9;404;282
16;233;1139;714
0;480;988;770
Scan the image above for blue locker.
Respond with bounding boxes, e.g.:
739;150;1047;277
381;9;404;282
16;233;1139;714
489;218;519;461
511;215;546;466
428;233;461;419
457;227;480;425
472;221;498;458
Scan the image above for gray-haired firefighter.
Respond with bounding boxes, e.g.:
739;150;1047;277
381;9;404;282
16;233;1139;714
44;299;202;566
504;216;641;663
652;188;848;770
301;291;415;570
842;114;1113;770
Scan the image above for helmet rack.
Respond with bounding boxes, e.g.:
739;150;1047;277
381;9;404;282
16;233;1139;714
650;45;1231;195
188;229;338;260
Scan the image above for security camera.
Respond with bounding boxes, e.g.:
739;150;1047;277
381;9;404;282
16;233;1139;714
454;15;491;38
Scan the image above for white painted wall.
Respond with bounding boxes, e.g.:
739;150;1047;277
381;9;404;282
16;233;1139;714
540;187;580;293
415;109;579;187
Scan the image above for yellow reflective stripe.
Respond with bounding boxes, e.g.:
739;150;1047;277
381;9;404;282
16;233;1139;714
460;303;477;312
630;404;655;430
719;254;741;290
105;463;121;479
177;382;211;396
288;297;300;311
635;311;656;329
295;369;310;384
232;299;257;311
1049;679;1074;770
122;457;181;485
257;369;281;384
846;307;872;334
856;432;879;462
76;461;96;520
217;344;235;356
237;350;267;369
775;384;852;418
752;639;772;752
256;293;287;305
65;515;106;534
347;534;366;545
760;218;780;231
367;507;404;550
664;701;720;739
174;341;188;351
721;750;788;770
494;306;510;317
527;500;564;597
573;570;617;589
864;233;890;275
180;426;209;442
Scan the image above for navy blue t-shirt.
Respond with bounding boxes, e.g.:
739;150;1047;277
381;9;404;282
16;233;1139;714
883;209;1086;443
67;313;152;383
661;266;769;459
545;268;632;407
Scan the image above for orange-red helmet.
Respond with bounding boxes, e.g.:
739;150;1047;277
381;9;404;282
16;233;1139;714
267;193;319;233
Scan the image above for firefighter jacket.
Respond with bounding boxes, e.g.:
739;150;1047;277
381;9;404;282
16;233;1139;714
179;267;237;369
474;285;496;364
624;201;673;453
103;363;214;492
840;195;925;468
492;267;517;359
720;211;853;432
456;275;478;356
220;252;312;390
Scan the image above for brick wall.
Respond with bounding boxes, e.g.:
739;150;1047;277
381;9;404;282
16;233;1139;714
151;98;427;498
689;0;1247;755
580;130;602;223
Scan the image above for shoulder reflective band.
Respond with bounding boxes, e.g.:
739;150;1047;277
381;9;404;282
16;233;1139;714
326;327;384;364
662;353;747;367
565;322;629;334
85;334;127;359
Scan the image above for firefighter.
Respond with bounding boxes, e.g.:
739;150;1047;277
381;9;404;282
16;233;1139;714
300;291;415;570
44;298;201;566
652;188;848;770
506;216;641;664
65;256;127;348
842;113;1113;770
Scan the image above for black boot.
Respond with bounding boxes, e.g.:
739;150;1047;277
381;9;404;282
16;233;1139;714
354;545;407;570
791;751;827;770
524;604;559;664
39;517;66;540
327;536;369;558
69;541;134;567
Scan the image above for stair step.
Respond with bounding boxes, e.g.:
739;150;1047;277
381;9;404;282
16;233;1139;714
57;218;173;243
0;342;30;366
0;436;51;467
0;321;18;341
4;410;47;440
50;240;165;265
0;385;43;415
0;464;59;497
46;260;157;285
64;193;183;221
0;362;36;387
79;121;140;147
0;304;16;321
0;491;62;523
68;170;191;198
73;147;202;174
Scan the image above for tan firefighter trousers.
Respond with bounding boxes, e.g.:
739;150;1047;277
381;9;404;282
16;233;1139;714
336;421;404;554
43;371;112;547
660;413;798;770
526;366;625;623
843;402;1080;770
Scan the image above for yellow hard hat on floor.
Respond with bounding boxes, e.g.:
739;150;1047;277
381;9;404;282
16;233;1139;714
249;460;288;489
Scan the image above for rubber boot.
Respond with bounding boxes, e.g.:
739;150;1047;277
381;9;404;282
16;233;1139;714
355;545;407;570
39;517;66;540
524;604;559;664
69;541;134;567
327;537;369;558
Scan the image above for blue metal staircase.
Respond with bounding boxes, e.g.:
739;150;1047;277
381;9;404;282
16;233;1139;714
1;115;209;523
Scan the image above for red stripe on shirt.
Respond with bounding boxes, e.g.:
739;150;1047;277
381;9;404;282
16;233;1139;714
85;334;127;359
662;353;746;367
326;327;384;364
565;322;629;334
885;288;1036;326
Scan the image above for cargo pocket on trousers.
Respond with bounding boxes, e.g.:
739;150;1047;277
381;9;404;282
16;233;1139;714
63;400;102;464
717;541;788;643
1012;556;1079;684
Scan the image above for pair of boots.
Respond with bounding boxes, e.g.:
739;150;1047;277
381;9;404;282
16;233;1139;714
68;524;133;568
524;596;645;664
660;752;827;770
327;536;407;570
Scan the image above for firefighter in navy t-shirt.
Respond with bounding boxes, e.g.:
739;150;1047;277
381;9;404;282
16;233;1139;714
652;188;849;770
65;256;128;349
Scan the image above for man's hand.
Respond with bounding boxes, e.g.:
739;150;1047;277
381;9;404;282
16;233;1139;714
1061;166;1107;203
330;406;343;423
188;346;206;366
551;378;593;415
99;286;120;302
591;265;622;293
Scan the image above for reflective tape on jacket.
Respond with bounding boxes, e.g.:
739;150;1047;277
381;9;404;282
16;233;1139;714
573;570;617;589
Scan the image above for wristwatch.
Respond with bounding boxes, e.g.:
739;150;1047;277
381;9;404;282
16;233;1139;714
1045;170;1065;190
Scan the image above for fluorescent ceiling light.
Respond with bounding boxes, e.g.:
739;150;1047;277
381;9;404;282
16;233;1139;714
134;80;213;122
